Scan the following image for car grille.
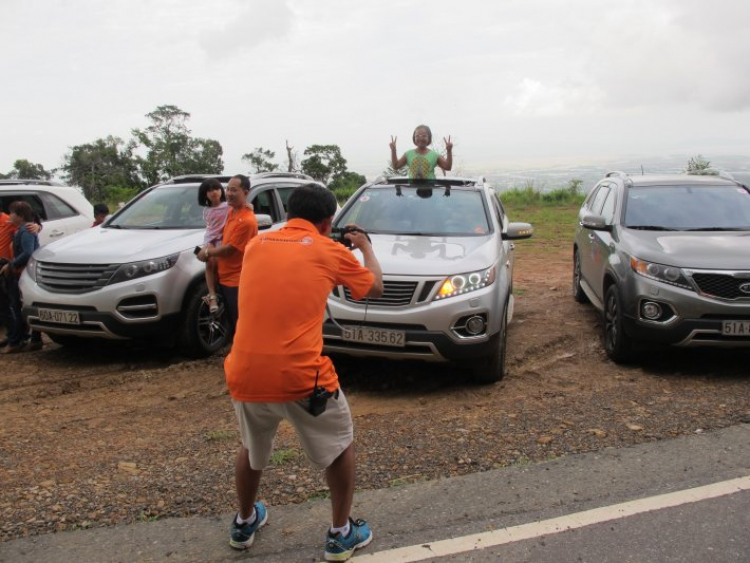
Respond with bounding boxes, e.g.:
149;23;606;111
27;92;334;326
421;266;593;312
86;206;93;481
343;281;418;307
691;272;750;300
37;262;119;294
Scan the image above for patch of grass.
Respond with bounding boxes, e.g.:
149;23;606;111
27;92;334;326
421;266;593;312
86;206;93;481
306;490;331;502
388;474;427;488
138;511;160;523
205;429;234;441
270;448;299;466
505;203;581;256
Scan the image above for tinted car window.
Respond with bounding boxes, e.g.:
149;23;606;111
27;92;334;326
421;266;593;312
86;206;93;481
251;189;281;222
38;192;79;220
0;193;46;221
624;185;750;230
589;185;611;215
337;186;491;235
275;185;296;214
600;188;617;223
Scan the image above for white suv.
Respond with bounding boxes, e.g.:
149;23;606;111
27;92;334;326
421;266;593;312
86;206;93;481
20;173;324;356
323;177;533;383
0;180;93;243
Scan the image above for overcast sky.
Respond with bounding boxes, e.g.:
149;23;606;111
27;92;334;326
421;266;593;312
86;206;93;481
2;0;750;179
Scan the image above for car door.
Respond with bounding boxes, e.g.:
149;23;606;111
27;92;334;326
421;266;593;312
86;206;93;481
587;185;618;301
578;183;610;292
37;191;91;241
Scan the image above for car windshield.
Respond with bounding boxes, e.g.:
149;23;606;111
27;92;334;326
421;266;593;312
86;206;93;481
624;185;750;230
107;186;205;229
336;185;491;236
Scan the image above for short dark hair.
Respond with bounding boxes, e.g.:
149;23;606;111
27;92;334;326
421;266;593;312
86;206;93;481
232;174;251;192
287;184;337;224
9;200;34;222
93;203;110;216
413;124;433;144
197;179;226;207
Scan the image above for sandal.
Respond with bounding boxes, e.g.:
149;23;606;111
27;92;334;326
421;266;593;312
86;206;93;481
204;294;219;314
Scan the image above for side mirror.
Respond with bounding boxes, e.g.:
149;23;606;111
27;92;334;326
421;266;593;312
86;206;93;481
502;222;533;240
256;213;273;230
581;213;612;232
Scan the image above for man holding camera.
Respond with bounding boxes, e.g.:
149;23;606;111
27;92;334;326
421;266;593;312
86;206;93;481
224;183;383;560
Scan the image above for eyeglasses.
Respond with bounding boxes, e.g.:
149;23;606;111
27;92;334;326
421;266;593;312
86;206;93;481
414;134;429;139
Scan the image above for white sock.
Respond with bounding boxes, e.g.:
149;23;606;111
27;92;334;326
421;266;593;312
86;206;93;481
236;508;257;526
331;521;351;537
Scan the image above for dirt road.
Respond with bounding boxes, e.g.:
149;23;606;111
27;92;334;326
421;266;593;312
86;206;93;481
2;247;749;541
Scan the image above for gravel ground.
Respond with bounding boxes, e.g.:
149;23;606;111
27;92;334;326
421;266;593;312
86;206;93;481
2;247;749;542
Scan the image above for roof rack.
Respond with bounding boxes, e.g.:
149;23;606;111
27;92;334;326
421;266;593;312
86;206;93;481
167;174;232;184
604;171;629;179
252;172;313;181
0;179;64;186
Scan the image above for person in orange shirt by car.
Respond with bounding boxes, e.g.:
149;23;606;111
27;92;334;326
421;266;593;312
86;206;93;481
196;174;257;341
223;184;383;560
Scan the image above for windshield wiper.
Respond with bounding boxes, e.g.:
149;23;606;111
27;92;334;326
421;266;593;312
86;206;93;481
626;225;678;231
682;227;750;232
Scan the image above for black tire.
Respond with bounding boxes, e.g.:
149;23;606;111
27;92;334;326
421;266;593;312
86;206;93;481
46;333;88;347
572;249;589;303
178;282;229;358
471;306;509;384
603;284;633;363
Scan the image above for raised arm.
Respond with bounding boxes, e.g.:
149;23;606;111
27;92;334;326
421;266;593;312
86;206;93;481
390;136;407;171
437;135;453;171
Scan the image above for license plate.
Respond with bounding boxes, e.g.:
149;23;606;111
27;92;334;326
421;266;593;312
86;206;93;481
722;321;750;336
341;325;405;347
38;308;80;325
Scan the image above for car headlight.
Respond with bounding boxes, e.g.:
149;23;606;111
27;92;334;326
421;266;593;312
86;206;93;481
434;266;496;300
107;253;180;286
26;256;38;282
630;257;692;290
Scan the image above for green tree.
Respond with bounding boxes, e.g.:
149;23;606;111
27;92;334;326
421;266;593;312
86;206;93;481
301;144;347;184
242;147;279;173
131;105;224;185
686;154;711;172
3;159;53;180
61;136;142;202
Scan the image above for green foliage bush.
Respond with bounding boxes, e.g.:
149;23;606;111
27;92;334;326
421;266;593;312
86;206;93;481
501;179;586;207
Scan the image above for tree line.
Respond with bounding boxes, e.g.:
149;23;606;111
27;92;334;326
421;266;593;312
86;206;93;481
0;104;367;204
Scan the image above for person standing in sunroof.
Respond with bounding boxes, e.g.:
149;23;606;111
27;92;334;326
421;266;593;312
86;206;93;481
389;124;453;180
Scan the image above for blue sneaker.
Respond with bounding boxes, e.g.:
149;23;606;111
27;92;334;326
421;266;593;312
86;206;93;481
229;502;268;550
324;518;373;561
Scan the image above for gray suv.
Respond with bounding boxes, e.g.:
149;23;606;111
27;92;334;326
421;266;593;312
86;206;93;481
20;173;324;356
323;177;533;383
573;171;750;362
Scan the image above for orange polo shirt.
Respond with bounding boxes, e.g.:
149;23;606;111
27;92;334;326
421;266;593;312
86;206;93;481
0;212;16;261
225;218;375;402
217;206;257;287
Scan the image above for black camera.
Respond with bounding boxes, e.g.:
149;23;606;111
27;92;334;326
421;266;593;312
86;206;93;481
330;226;371;249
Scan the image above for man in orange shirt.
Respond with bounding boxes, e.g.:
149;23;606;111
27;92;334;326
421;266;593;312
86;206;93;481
197;174;257;341
224;184;383;560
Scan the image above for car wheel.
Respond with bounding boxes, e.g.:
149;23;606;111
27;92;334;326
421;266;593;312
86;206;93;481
572;249;589;303
603;284;632;363
471;305;509;384
178;282;229;358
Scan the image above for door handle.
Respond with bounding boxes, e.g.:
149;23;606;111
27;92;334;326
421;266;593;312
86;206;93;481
49;230;65;238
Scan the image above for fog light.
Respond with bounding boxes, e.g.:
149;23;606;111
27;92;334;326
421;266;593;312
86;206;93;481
641;301;662;320
465;315;486;335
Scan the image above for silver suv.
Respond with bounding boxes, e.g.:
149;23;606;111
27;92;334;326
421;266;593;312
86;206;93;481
322;177;533;383
20;173;324;356
573;171;750;362
0;179;93;244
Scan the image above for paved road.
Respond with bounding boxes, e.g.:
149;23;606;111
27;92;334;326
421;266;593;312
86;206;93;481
1;424;748;563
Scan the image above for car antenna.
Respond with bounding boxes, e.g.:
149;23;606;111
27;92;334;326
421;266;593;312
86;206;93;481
641;165;644;175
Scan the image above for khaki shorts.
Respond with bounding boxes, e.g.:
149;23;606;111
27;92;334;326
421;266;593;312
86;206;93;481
233;389;353;470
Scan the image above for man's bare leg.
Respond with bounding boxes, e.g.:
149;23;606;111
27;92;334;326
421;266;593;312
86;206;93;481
325;443;355;528
235;446;262;519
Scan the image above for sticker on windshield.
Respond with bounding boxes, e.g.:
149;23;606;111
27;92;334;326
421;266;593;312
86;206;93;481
359;195;370;202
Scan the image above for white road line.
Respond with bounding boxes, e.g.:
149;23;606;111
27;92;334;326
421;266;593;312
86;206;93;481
353;475;750;562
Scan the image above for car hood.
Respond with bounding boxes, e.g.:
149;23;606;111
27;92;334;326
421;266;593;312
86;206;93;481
33;227;203;264
621;229;750;269
354;234;497;276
